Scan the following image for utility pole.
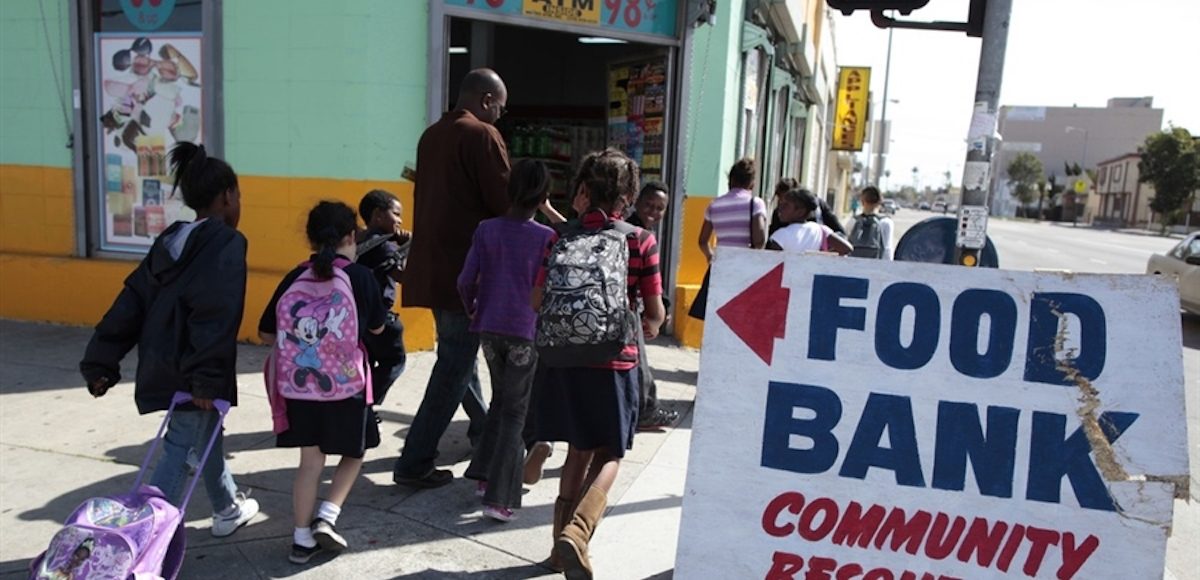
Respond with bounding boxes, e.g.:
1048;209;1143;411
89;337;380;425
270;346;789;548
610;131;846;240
954;0;1012;267
874;26;894;188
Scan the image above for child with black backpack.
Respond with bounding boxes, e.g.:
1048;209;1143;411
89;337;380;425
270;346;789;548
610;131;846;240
355;189;411;405
80;141;260;538
848;185;894;259
458;159;558;522
258;201;386;564
533;149;665;578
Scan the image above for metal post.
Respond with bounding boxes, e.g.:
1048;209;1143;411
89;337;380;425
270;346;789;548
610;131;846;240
954;0;1012;267
863;92;873;187
873;26;893;188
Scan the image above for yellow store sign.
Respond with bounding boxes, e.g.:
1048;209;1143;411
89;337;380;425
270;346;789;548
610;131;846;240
833;66;870;152
523;0;601;25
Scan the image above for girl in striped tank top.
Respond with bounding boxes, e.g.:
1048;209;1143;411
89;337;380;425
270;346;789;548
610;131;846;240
697;157;768;257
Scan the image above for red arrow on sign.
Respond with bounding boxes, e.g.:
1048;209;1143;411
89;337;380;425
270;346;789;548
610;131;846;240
716;263;789;365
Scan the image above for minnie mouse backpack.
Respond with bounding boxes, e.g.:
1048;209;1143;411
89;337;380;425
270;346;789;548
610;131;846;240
271;257;371;402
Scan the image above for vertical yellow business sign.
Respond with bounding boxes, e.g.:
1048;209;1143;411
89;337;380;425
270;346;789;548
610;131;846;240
833;67;871;151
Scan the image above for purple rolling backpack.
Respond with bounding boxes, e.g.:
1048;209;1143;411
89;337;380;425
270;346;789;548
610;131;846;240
29;392;230;580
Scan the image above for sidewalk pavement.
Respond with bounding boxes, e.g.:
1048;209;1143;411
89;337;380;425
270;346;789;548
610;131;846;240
0;320;698;579
1047;220;1190;240
3;319;1197;579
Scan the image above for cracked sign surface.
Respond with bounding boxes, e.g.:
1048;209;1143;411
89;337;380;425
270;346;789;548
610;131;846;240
677;250;1188;579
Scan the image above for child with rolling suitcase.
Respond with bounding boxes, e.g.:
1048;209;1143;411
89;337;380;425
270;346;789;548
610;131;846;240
56;142;258;579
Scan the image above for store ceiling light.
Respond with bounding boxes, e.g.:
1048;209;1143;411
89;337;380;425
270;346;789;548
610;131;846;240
578;37;626;44
448;46;468;54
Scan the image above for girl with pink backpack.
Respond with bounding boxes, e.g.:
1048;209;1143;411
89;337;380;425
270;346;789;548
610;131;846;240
258;201;386;564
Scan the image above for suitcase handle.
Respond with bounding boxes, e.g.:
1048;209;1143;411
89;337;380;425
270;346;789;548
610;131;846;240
132;392;231;511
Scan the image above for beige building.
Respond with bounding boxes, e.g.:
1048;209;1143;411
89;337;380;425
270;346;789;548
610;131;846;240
990;97;1163;217
1094;153;1154;227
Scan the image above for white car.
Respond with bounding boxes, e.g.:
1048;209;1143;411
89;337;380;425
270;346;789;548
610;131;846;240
1146;232;1200;315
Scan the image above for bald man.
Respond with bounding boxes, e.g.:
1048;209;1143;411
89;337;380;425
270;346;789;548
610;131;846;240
394;69;511;489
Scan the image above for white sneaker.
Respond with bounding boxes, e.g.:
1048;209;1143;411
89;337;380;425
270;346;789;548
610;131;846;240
211;492;260;538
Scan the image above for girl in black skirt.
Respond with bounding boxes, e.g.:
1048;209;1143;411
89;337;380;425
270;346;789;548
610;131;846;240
532;150;666;579
259;201;386;564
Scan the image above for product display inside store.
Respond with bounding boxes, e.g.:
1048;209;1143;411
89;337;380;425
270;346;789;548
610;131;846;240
447;19;674;215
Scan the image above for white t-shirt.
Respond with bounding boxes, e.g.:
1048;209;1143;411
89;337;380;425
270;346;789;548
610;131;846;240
769;222;833;253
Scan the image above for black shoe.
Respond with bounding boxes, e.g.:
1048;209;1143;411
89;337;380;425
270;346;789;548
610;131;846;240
289;543;323;565
637;408;679;431
311;518;348;551
393;468;453;489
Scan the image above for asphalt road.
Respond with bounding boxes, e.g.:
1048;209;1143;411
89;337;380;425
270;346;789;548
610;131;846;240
889;209;1181;274
886;209;1199;579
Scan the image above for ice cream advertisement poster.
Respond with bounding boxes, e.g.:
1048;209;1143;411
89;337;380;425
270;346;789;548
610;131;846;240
95;33;202;251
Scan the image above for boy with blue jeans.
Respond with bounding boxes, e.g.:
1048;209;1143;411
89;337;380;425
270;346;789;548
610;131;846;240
80;142;259;537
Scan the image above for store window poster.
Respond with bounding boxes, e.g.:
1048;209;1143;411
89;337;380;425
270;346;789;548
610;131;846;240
95;33;202;251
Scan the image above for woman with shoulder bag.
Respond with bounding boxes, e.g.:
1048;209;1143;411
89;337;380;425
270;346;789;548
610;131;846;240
688;158;768;320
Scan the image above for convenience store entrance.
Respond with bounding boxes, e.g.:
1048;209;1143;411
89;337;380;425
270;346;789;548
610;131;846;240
433;4;687;300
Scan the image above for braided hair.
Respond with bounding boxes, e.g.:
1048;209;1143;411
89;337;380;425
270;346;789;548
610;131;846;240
573;148;639;213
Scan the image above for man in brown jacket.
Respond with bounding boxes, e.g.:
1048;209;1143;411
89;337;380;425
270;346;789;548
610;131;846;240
393;69;510;488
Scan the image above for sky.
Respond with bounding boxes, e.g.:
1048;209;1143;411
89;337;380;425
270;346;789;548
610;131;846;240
831;0;1200;191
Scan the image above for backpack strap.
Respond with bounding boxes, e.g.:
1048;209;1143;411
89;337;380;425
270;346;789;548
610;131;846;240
355;233;392;258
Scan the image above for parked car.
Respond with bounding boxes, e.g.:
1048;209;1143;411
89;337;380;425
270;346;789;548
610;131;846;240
919;202;931;210
882;199;898;214
1146;232;1200;316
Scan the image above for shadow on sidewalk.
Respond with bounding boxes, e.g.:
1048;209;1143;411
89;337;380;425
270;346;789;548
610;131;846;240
7;482;682;577
652;367;698;385
387;563;551;579
0;329;269;397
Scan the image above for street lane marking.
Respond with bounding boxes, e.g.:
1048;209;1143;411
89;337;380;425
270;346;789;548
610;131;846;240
1090;258;1109;265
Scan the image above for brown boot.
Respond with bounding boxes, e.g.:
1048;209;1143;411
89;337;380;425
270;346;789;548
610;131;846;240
545;497;573;572
554;486;607;580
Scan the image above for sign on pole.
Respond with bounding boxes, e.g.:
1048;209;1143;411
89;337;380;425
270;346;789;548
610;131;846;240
955;205;989;251
677;250;1188;579
833;67;871;151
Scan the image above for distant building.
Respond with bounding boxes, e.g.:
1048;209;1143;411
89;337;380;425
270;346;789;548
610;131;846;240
989;97;1163;218
1094;153;1153;227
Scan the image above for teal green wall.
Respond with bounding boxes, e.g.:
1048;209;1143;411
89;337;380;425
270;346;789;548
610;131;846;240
682;0;744;198
223;0;428;180
0;0;72;168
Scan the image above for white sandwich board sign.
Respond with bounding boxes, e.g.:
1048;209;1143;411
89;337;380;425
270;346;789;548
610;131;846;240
676;250;1188;580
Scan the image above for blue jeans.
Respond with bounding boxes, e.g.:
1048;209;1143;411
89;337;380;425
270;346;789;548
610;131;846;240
150;409;238;513
394;309;487;478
